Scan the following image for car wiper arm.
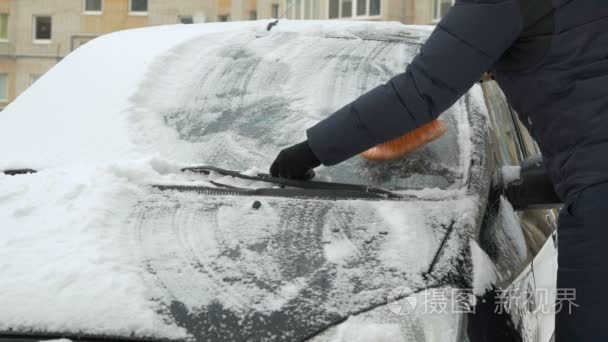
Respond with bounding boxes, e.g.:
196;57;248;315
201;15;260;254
153;184;394;200
181;165;402;199
2;169;37;176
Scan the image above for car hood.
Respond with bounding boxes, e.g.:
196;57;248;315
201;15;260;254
129;189;478;341
0;163;479;341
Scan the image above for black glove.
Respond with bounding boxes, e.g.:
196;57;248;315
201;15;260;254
270;141;321;180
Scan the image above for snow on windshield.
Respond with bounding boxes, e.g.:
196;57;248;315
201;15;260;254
0;20;471;193
129;23;467;190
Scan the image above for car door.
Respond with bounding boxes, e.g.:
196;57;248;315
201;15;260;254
499;86;558;342
478;81;558;342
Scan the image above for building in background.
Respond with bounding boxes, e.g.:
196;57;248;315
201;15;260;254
281;0;452;24
0;0;452;109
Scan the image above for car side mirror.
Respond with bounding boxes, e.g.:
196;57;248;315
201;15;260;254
497;154;563;211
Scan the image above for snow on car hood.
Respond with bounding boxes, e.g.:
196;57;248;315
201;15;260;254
0;159;479;341
130;189;478;341
0;162;190;339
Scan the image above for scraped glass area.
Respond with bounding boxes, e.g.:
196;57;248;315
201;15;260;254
130;28;468;191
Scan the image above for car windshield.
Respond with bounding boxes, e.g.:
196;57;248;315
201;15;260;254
130;27;468;191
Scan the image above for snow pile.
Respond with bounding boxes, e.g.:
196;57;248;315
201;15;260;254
470;240;498;295
0;162;188;339
0;156;289;339
498;196;527;260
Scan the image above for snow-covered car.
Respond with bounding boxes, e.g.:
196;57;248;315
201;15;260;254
0;20;560;342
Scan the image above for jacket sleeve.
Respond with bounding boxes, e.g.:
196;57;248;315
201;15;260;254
307;0;523;166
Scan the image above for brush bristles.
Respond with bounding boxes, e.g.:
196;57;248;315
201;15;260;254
360;119;448;161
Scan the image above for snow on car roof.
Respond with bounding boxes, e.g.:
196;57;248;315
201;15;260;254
0;21;490;341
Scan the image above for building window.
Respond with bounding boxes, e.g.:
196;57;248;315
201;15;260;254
328;0;380;19
0;14;8;41
287;0;321;19
329;0;339;18
434;0;453;21
180;16;193;24
356;0;365;16
218;15;229;22
369;0;380;15
0;74;8;101
341;0;352;17
272;4;279;18
84;0;102;14
304;0;311;19
249;11;257;20
130;0;148;14
295;0;302;19
34;16;52;42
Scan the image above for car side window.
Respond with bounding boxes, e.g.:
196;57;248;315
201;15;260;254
509;105;541;158
481;81;526;166
481;81;557;258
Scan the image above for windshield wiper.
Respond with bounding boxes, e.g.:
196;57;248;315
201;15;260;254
153;166;402;200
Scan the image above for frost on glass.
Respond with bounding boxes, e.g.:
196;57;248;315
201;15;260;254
130;29;468;191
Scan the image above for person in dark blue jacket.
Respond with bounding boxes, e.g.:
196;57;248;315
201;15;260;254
270;0;608;340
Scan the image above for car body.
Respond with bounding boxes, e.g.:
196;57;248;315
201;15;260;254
0;20;557;342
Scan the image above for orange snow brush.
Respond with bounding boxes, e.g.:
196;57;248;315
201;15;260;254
361;119;447;161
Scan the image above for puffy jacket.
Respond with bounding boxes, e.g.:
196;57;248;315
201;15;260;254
306;0;608;201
